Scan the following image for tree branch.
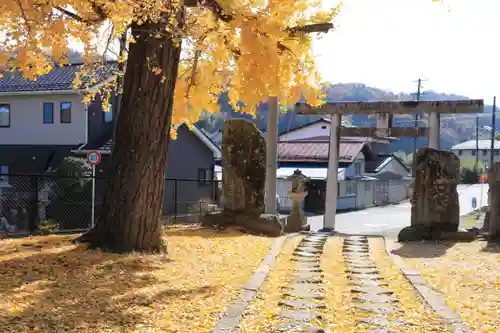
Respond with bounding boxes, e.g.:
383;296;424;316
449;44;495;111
186;0;233;22
287;23;334;35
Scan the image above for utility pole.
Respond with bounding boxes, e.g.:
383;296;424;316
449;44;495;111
490;96;496;167
412;78;426;177
476;115;479;170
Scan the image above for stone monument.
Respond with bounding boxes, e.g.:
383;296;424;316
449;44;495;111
399;148;462;241
284;169;309;232
486;163;500;240
201;119;283;236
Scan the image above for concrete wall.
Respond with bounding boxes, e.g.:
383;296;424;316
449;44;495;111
0;94;87;145
163;124;217;215
356;180;376;209
279;121;331;141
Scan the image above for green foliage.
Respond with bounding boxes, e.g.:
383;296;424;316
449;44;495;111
47;157;93;229
38;219;60;235
460;159;482;184
460;168;480;184
55;156;91;177
460;158;483;171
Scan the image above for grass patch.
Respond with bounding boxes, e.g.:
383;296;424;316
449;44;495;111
0;225;272;332
369;238;450;333
394;240;500;333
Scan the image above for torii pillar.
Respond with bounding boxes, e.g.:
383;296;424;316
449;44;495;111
296;100;484;232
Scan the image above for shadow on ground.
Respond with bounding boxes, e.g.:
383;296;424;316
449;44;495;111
482;240;500;253
390;241;456;258
0;241;218;332
162;225;253;238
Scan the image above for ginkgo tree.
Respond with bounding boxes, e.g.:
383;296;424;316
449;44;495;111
0;0;339;253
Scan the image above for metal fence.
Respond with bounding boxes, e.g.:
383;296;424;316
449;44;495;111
0;174;221;234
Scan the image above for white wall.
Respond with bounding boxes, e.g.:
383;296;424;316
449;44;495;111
0;94;87;145
344;152;365;178
450;149;500;167
383;159;409;175
356;180;375;208
279;121;331;141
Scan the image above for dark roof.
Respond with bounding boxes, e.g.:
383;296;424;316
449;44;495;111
365;154;410;173
0;62;116;93
278;141;366;163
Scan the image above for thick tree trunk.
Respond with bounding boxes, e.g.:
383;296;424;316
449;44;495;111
76;14;182;253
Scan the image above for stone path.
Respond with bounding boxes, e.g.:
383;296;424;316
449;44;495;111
344;236;402;333
276;233;329;332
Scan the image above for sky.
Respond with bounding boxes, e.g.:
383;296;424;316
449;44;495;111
314;0;500;101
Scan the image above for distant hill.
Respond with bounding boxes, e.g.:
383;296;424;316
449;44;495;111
196;83;496;152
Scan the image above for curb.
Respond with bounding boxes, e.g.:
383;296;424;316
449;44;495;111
383;238;473;333
212;233;299;333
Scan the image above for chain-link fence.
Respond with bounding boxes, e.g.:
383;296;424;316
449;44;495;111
0;174;221;235
163;178;222;222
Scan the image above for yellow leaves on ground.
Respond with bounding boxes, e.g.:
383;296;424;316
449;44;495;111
237;236;358;332
320;236;358;333
236;235;303;332
0;225;272;333
395;240;500;333
369;238;450;333
0;0;338;135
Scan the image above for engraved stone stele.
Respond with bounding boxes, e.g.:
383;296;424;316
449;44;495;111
486;163;500;240
201;119;283;236
284;169;310;232
222;119;266;215
399;148;460;241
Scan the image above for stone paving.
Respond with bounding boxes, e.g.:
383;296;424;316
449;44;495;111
276;233;329;332
344;236;402;333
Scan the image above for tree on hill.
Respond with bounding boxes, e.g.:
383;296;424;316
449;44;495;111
1;0;338;252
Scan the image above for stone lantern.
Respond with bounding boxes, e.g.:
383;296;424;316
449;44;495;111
284;169;309;232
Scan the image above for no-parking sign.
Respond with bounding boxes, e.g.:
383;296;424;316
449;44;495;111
86;151;102;166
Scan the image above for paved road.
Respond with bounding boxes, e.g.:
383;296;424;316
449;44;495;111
308;184;489;236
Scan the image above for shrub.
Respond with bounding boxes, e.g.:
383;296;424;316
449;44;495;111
460;167;480;184
46;157;93;229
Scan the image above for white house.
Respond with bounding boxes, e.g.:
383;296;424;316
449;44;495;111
450;140;500;169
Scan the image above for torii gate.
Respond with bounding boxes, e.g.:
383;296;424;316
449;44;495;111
293;100;484;231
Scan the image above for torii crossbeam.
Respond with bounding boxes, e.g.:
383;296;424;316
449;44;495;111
295;99;484;232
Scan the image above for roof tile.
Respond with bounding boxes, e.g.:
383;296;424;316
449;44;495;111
278;141;365;163
0;62;116;93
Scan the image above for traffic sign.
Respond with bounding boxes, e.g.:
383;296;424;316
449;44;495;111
87;151;101;166
471;197;477;209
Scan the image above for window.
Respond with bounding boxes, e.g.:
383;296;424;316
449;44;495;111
0;165;8;183
482;149;487;156
104;99;113;123
198;168;212;186
346;182;357;196
60;102;72;123
364;181;371;193
337;183;340;198
43;103;54;123
354;162;361;176
495;150;499;156
458;150;463;156
471;150;476;156
0;104;10;127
